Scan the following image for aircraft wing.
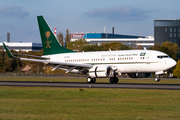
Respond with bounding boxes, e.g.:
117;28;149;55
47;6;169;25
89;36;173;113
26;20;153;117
3;43;92;74
21;57;92;73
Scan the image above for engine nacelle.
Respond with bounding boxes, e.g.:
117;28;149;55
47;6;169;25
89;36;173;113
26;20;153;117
89;66;114;78
128;73;152;78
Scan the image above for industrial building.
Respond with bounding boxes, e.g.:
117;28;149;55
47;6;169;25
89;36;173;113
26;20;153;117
70;32;154;48
154;19;180;46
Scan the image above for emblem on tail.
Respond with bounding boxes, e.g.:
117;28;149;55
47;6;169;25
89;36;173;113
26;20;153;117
45;31;52;48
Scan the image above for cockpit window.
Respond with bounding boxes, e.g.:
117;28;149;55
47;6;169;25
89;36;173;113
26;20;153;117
157;55;169;59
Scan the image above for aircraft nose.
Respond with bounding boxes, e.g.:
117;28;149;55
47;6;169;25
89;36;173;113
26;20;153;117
170;59;176;67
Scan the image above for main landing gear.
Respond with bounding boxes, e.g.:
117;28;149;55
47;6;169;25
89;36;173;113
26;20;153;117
109;77;119;83
155;75;160;82
109;73;119;83
86;77;96;83
86;76;119;83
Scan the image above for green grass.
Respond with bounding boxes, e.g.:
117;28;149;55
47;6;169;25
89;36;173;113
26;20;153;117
1;76;180;84
0;86;180;120
0;77;180;119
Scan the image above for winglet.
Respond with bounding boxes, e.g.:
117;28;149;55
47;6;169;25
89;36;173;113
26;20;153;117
3;43;16;58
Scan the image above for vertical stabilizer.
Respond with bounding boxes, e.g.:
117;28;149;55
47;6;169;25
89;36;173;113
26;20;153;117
37;16;75;55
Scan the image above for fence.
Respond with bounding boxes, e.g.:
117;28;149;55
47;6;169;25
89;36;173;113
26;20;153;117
0;72;87;78
0;72;174;79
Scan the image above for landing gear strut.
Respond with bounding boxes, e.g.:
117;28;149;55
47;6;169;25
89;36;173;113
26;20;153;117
155;75;160;82
87;77;96;83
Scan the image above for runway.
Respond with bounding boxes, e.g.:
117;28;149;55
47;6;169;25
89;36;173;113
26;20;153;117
0;81;180;90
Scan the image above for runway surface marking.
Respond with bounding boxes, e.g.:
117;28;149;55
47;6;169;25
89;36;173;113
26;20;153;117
0;81;180;90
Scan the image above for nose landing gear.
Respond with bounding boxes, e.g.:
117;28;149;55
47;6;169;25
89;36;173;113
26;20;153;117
155;75;160;82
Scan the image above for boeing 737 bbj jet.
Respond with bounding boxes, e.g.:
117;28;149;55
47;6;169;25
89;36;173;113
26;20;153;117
3;16;177;83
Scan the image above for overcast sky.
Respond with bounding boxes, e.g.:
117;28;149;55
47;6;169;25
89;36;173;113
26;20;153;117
0;0;180;43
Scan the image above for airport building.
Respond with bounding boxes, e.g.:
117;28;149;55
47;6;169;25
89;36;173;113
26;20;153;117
70;32;154;48
154;19;180;46
0;42;42;52
0;32;43;52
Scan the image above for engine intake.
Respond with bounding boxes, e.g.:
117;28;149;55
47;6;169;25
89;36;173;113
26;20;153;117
89;66;114;78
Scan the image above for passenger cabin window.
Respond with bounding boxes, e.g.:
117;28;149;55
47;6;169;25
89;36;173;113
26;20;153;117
157;55;169;59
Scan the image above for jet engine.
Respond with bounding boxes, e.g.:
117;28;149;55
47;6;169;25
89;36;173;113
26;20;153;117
128;73;152;78
89;66;114;78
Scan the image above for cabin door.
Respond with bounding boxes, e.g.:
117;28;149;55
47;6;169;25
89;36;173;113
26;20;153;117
58;57;61;62
146;53;151;63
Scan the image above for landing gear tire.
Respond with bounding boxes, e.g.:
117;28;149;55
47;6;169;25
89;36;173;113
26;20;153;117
155;75;160;82
110;77;119;83
92;78;96;83
87;77;96;83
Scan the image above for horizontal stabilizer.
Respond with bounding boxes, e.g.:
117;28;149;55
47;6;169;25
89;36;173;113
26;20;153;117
3;43;48;60
3;43;16;58
13;53;49;60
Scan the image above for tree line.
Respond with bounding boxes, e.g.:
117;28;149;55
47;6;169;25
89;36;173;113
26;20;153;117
57;29;71;47
66;38;132;52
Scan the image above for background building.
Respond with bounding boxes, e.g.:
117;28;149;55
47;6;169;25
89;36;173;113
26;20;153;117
71;32;154;48
1;26;155;52
0;42;42;52
154;19;180;46
0;32;43;52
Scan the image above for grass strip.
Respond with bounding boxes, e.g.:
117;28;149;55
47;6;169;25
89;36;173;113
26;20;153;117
0;86;180;119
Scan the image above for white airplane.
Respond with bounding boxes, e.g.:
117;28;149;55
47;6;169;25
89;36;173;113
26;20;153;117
3;16;177;83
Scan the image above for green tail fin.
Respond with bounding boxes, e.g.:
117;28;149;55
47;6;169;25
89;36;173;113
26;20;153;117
37;16;75;55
